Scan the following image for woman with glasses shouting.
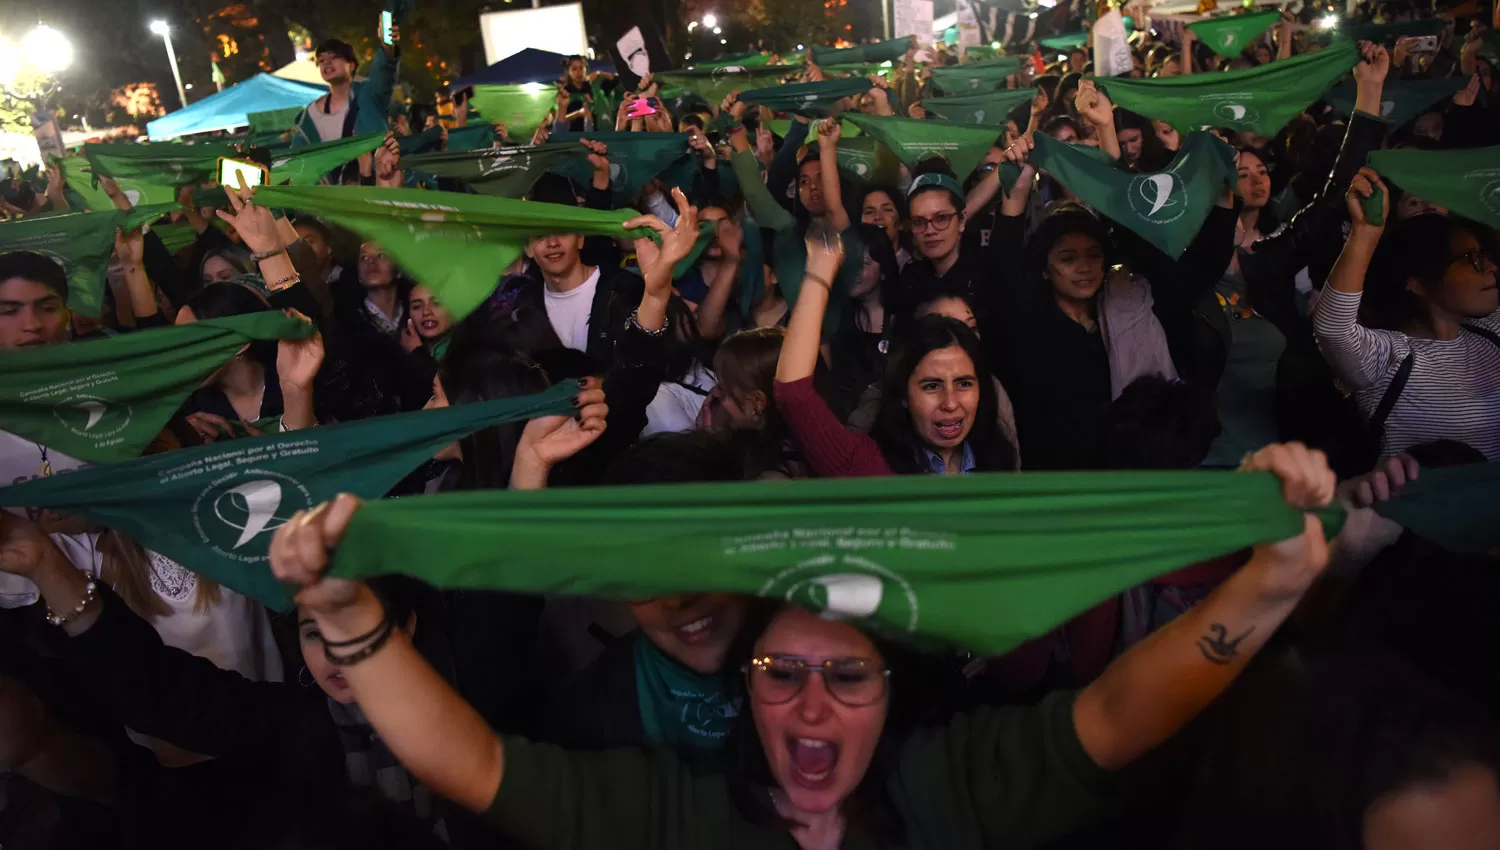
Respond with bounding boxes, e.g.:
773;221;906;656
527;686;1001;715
265;442;1338;850
1314;168;1500;461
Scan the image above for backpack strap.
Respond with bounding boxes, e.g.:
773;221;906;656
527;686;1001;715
1370;349;1416;435
1460;323;1500;350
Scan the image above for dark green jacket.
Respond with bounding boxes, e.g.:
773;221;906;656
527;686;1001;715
484;690;1117;849
289;48;399;148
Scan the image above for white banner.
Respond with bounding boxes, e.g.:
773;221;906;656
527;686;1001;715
894;0;936;44
1094;9;1135;76
956;0;983;49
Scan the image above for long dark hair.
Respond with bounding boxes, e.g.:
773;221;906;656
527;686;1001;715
853;223;902;331
872;315;1015;473
438;345;551;490
723;603;962;840
1366;214;1496;331
1024;203;1112;302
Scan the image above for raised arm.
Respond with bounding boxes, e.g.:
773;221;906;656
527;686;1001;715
964;146;1007;220
694;216;744;340
1311;168;1396;390
269;495;503;813
815;119;851;232
113;226;160;323
1275;12;1294;60
1074;80;1120;161
775;235;844;385
728;112;798;231
1072;443;1336;769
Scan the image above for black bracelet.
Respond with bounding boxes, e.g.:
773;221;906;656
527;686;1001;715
324;617;396;666
321;611;391;648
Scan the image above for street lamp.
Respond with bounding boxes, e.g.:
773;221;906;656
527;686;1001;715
150;19;189;110
21;25;73;75
702;13;718;29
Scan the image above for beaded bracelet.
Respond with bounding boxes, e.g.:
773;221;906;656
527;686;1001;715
626;308;670;338
46;581;97;627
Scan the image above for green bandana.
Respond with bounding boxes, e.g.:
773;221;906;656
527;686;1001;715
655;66;797;105
1338;19;1445;43
270;133;385;186
328;469;1324;654
766;119;862;139
467;86;560;144
0;203;182;317
845;114;1003;180
1030;130;1236;258
1097;41;1357;136
633;636;739;754
1368;145;1500;228
1374;462;1500;554
402;143;587;197
827;136;904;184
446;123;500;153
1323;77;1467;128
930;58;1027;94
547;131;694;199
811;37;912;66
739;78;873;117
1039;32;1089;51
56;155;114;212
1187;11;1282;59
254;185;659;322
0;312;313;462
0;383;577;610
922;88;1037;125
248;106;305;134
397;126;447;157
84;143;238;207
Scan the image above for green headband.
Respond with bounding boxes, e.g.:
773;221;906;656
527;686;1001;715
907;172;966;201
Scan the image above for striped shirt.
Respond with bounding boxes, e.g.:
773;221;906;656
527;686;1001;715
1313;287;1500;461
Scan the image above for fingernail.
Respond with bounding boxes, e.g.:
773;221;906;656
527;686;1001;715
574;411;584;422
572;397;582;408
576;378;588;389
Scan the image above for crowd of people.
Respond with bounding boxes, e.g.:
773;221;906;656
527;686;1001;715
1;1;1498;847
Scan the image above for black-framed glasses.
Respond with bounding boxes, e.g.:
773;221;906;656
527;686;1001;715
743;655;890;707
1451;249;1493;274
910;212;959;233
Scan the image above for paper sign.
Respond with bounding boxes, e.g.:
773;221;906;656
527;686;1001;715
895;0;936;44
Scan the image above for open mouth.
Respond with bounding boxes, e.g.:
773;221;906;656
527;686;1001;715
419;318;441;332
934;418;964;441
673;614;717;645
787;737;839;788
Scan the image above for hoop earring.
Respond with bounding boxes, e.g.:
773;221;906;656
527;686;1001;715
298;665;316;688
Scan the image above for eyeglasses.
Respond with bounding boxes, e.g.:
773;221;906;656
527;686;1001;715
910;212;958;233
743;655;890;707
1451;249;1493;274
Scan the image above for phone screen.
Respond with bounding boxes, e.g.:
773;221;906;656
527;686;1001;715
380;11;394;46
218;157;267;189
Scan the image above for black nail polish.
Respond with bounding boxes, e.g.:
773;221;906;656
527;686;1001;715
577;378;589;389
574;411;584;422
572;397;582;408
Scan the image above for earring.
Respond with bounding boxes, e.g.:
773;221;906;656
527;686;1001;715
298;665;316;688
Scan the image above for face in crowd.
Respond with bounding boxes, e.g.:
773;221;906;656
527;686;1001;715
1236;150;1272;212
798;159;828;217
749;607;890;815
409;284;453;341
629;593;751;675
860;190;901;246
358;242;397;288
525;233;586;279
908;189;963;265
0;275;68;350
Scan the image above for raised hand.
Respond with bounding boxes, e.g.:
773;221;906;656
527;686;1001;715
374;133;402;187
277;309;325;393
1345;166;1388;228
268;494;366;615
1353;40;1390;87
1454;73;1482;107
215;173;281;255
113;227;145;268
510;381;610;489
1239;442;1337;598
716;215;744;261
625;186;700;296
816;118;842;145
1075;79;1114;128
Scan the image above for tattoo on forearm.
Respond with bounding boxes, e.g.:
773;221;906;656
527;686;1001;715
1196;624;1255;665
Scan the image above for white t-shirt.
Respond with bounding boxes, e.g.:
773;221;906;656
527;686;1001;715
307;94;351;142
642;364;717;437
0;431;87;608
543;268;601;353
